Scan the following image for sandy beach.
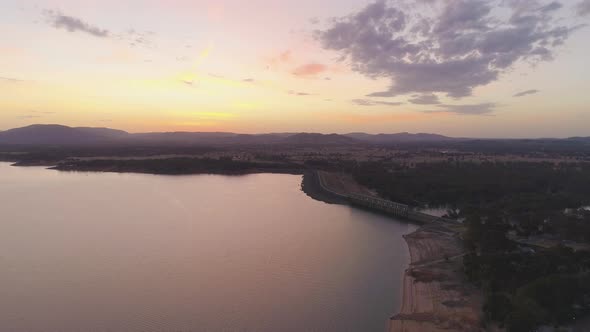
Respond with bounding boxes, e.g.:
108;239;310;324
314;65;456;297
389;223;483;332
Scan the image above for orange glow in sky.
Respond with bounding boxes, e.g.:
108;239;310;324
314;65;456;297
1;0;590;137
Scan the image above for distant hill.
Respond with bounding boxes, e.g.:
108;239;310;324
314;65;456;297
281;133;358;145
130;132;292;145
0;124;129;145
74;127;129;138
0;124;507;146
130;131;239;144
345;132;454;143
567;136;590;142
0;125;365;146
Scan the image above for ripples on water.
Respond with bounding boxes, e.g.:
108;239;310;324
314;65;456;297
0;163;416;332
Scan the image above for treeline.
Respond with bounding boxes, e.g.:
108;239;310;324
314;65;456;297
354;161;590;241
55;157;303;175
353;161;590;208
464;213;590;331
353;161;590;331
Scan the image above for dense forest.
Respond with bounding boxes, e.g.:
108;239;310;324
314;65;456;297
463;213;590;331
354;162;590;239
354;162;590;207
353;161;590;331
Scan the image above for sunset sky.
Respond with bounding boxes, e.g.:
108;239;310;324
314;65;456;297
1;0;589;137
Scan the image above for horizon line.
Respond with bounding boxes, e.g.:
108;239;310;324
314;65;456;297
0;123;588;141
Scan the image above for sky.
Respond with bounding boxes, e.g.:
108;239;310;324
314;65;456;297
1;0;589;138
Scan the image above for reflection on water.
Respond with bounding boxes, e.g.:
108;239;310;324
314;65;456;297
0;163;416;332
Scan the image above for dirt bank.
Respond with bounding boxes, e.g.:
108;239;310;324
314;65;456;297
389;223;483;332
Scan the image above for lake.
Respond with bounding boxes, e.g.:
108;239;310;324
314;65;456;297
0;162;416;332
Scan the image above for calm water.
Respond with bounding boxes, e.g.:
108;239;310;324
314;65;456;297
0;162;416;332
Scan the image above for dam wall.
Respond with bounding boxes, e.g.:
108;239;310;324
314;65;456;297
312;171;458;225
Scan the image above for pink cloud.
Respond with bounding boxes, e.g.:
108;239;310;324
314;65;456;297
292;63;327;77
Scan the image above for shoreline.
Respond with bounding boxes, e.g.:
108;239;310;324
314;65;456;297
299;170;484;331
50;166;306;176
300;170;351;205
6;160;483;331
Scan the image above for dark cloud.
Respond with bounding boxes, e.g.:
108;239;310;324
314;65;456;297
514;89;540;97
425;102;497;115
409;93;440;105
44;10;109;37
43;11;156;48
577;0;590;16
316;0;582;99
540;1;562;12
288;90;313;96
352;99;404;106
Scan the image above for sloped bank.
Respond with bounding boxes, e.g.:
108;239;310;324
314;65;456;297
301;171;484;332
389;223;483;332
300;170;349;205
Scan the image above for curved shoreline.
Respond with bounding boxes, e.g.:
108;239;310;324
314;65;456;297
300;170;483;332
9;160;482;331
299;171;418;329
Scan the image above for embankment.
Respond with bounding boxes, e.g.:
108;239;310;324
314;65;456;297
301;170;350;204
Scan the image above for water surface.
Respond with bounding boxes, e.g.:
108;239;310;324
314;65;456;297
0;162;415;332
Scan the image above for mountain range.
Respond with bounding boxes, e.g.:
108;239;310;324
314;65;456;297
0;124;459;146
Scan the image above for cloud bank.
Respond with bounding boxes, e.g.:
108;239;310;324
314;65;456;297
578;0;590;16
409;93;440;105
316;0;583;99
